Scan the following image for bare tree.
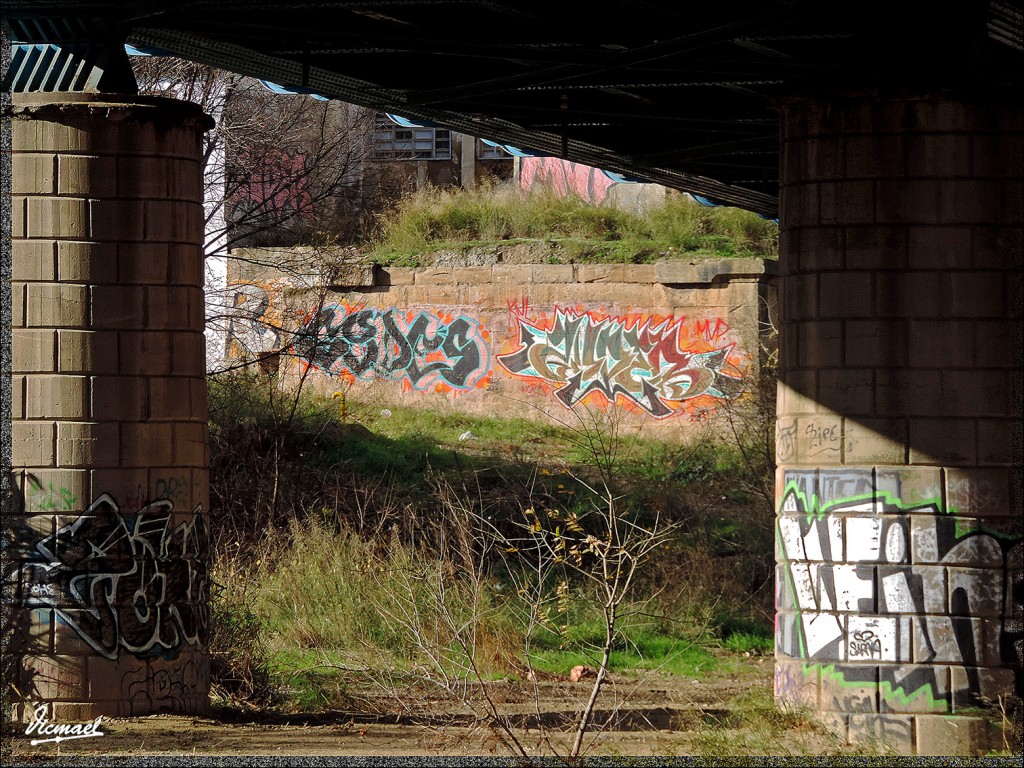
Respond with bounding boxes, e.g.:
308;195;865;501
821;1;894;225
505;408;679;759
354;407;679;760
133;56;382;252
130;56;388;373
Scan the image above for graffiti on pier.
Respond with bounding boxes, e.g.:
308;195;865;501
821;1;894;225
296;304;491;392
497;306;745;418
123;656;210;715
123;476;188;513
22;494;209;661
776;469;1021;712
26;479;77;513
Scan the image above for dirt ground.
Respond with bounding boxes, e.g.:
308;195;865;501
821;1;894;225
7;654;868;761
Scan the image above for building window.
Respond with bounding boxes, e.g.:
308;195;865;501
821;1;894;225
477;139;510;160
373;114;451;160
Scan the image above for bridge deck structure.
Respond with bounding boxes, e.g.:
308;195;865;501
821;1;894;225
2;1;1022;755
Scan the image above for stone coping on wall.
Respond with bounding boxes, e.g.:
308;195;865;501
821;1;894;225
655;257;779;285
227;248;778;290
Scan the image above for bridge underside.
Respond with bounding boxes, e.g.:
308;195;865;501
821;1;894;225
2;2;1021;216
2;1;1022;755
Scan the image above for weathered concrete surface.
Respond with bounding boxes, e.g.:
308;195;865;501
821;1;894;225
9;93;213;721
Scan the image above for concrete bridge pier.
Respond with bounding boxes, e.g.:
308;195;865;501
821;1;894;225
773;91;1022;754
7;94;213;719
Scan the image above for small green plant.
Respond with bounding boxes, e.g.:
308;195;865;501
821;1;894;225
722;632;773;655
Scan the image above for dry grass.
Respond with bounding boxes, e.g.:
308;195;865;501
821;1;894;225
365;183;778;265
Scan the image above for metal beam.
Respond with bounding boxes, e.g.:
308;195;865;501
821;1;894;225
403;9;796;105
4;43;138;92
127;26;780;216
631;135;780;166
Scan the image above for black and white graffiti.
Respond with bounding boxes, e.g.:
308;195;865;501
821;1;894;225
776;469;1021;711
123;656;210;715
22;493;209;660
227;281;282;357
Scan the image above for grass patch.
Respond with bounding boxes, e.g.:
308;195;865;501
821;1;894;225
348;398;575;459
319;425;462;486
525;606;718;679
268;648;356;712
207;372;777;715
363;183;777;265
244;517;527;686
722;632;773;655
690;684;861;757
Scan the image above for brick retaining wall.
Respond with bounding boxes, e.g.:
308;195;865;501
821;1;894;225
225;251;778;435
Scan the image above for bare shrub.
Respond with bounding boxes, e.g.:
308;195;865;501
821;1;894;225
207;561;279;710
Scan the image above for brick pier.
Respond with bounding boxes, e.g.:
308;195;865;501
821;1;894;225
773;92;1022;754
8;94;213;719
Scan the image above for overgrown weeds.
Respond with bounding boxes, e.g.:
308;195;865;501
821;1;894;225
364;183;778;265
208;560;280;711
204;369;779;755
692;684;843;757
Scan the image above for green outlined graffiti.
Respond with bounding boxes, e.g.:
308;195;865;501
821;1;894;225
778;475;1013;539
775;660;957;719
776;469;1020;712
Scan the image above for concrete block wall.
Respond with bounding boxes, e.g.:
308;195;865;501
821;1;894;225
8;94;213;720
225;250;777;434
774;92;1022;755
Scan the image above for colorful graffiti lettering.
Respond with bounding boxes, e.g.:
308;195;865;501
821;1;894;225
776;469;1020;712
497;306;745;418
229;147;314;221
22;493;209;661
295;304;491;392
695;317;731;342
226;281;285;359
